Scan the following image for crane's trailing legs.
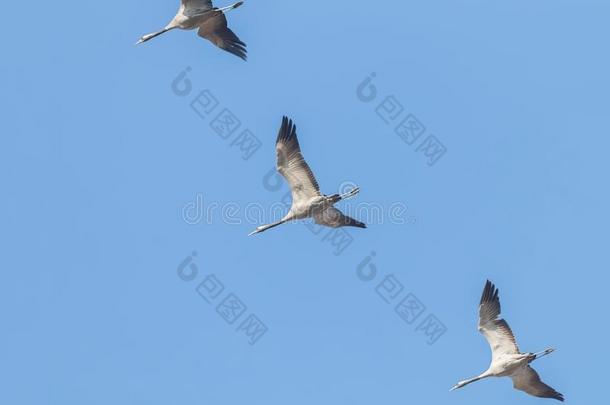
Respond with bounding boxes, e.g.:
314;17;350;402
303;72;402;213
530;348;555;361
329;187;360;204
340;187;360;200
219;1;244;12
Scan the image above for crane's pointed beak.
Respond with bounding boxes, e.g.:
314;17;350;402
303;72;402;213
449;385;459;392
248;228;261;236
135;38;144;45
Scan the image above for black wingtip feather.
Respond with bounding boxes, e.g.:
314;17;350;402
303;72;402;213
348;220;367;229
277;116;298;145
224;41;247;61
481;280;499;305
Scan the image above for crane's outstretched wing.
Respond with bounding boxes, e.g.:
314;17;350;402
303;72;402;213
314;207;366;229
197;13;247;60
276;116;321;204
478;280;520;362
511;366;564;401
181;0;214;16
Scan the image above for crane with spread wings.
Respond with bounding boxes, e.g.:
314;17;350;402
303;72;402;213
451;280;564;401
136;0;247;61
249;116;366;236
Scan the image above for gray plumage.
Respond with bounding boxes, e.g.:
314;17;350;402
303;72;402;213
451;280;564;402
249;116;366;236
137;1;246;60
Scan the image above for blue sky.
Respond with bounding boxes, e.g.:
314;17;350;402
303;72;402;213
1;0;609;404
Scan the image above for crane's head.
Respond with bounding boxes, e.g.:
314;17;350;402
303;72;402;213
248;227;264;236
136;34;154;45
450;380;473;391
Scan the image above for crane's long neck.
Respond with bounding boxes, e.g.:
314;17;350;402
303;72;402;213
460;376;484;387
137;27;174;44
249;219;288;236
451;372;490;391
259;220;285;232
